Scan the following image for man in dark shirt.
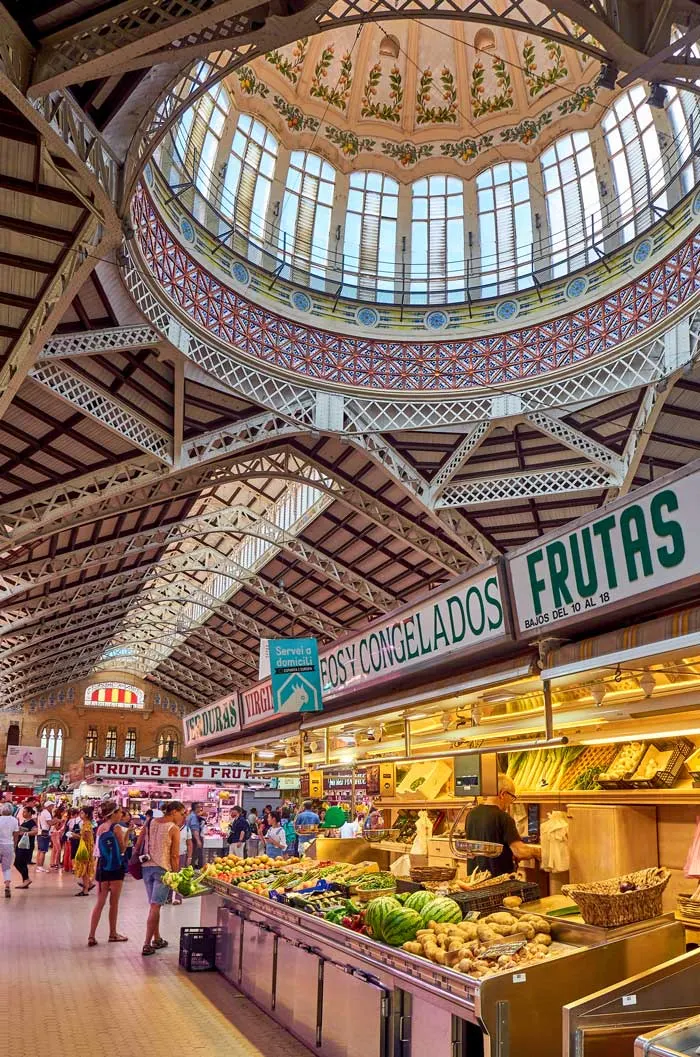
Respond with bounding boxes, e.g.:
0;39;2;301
466;774;540;876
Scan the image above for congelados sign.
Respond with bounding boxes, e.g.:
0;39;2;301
510;468;697;634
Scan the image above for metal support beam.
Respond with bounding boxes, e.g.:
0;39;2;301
436;465;618;507
524;411;625;478
39;325;163;360
28;360;173;464
431;423;494;494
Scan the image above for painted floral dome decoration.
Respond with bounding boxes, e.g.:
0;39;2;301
231;17;600;172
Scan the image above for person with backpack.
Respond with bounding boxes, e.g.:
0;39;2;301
226;805;250;858
87;802;128;947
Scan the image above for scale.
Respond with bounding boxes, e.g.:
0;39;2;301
448;804;504;860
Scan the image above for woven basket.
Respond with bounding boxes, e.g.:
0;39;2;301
410;865;457;883
562;868;670;927
348;884;397;903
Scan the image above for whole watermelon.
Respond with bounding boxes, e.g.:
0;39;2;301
404;890;436;913
420;896;462;926
382;908;422;946
365;896;401;939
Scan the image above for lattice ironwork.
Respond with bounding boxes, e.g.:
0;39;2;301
436;465;617;507
30;92;120;206
431;424;494;494
28;361;173;463
525;411;625;476
39;325;163;360
0;6;33;89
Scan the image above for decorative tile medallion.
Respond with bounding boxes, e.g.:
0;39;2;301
424;309;448;331
633;239;653;265
693;189;700;217
231;261;251;286
179;216;195;244
565;275;589;300
290;289;312;313
356;306;379;328
495;299;520;322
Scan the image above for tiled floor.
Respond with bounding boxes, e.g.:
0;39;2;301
0;865;313;1057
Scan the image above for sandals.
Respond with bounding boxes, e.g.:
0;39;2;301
4;888;10;898
87;938;97;947
15;882;31;889
108;934;128;942
152;938;168;949
142;944;156;956
75;890;88;896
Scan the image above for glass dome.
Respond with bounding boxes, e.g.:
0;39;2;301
150;20;700;308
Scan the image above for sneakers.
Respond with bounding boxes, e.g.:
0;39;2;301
36;866;47;873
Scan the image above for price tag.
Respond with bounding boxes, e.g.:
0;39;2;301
513;973;527;984
463;911;480;921
622;995;637;1007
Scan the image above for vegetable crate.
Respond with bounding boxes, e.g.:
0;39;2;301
396;878;540;915
628;738;694;789
179;926;222;972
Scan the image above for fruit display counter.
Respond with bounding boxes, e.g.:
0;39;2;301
201;869;685;1057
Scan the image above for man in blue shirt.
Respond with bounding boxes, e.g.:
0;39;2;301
295;800;321;854
186;802;203;867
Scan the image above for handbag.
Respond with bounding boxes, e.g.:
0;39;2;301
128;820;150;880
18;832;30;850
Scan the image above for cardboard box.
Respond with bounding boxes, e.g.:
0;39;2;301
396;759;453;800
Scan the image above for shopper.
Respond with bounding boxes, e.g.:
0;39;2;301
171;819;193;905
0;803;18;898
281;810;297;857
35;800;53;872
227;806;250;858
295;799;321;854
466;773;541;877
73;807;95;896
186;802;203;868
87;802;128;946
50;806;66;869
139;800;186;956
62;808;80;871
14;806;37;889
264;811;287;859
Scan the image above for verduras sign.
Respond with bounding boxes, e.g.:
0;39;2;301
183;693;241;746
510;467;697;634
239;566;505;731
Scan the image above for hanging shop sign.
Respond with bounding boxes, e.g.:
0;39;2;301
238;566;505;732
183;693;241;746
270;638;323;714
510;464;699;635
6;745;47;776
85;760;252;783
325;770;367;797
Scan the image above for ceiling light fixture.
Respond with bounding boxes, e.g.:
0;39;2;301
256;750;276;759
646;83;668;109
597;62;618;90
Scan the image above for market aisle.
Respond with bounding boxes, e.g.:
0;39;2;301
0;869;313;1057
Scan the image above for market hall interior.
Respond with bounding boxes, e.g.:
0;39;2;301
6;1;700;1056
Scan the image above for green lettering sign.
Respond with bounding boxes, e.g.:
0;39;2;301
651;489;686;569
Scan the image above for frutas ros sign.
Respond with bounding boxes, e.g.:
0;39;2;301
510;469;694;634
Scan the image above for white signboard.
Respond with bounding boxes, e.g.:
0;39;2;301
239;567;505;731
86;760;252;783
183;693;241;746
258;638;271;680
510;470;696;634
6;745;47;776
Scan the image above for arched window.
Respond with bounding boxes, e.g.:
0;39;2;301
343;171;399;301
602;85;668;243
540;131;603;276
124;730;137;760
666;88;700;195
104;728;118;759
171;81;230;202
279;151;336;286
410;175;465;303
85;727;98;759
221;114;278;248
158;729;180;761
40;725;64;769
476;161;533;297
6;723;19;751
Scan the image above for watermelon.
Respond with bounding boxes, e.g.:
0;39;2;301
420;896;462;926
365;896;401;939
404;890;436;913
395;892;410;905
381;908;422;946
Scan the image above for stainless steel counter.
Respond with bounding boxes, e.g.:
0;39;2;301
202;887;685;1057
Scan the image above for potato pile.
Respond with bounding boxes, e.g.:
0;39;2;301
402;910;555;978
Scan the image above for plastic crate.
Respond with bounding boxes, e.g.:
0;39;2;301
629;737;694;788
179;926;222;972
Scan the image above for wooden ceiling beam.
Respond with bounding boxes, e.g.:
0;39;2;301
0;210;74;243
0;171;81;206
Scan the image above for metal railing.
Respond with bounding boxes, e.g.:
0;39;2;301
151;97;700;309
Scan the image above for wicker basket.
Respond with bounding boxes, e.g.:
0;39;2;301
348;884;397;903
410;865;457;883
562;868;670;927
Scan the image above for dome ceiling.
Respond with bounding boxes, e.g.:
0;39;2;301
229;16;601;174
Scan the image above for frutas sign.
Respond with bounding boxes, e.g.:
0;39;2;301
85;760;251;782
183;693;241;746
239;567;505;730
510;470;695;634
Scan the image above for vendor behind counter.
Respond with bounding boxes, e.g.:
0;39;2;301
467;773;541;877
